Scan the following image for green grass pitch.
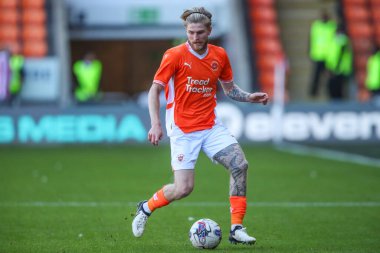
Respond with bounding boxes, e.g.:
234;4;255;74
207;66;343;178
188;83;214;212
0;144;379;253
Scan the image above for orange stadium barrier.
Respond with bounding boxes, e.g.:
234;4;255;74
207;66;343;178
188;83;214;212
249;8;276;22
247;0;285;98
371;7;380;22
256;54;278;71
342;0;368;5
22;25;46;41
22;8;47;25
347;22;374;38
248;0;274;6
252;23;279;38
352;39;373;53
254;39;281;54
354;53;371;70
344;6;370;21
23;40;47;57
0;40;20;53
0;24;19;41
21;0;45;9
0;8;18;25
0;0;18;8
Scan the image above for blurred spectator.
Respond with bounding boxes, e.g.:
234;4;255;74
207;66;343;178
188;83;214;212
0;47;24;105
365;45;380;102
325;25;352;100
308;10;337;98
8;52;24;105
0;47;11;103
73;52;102;102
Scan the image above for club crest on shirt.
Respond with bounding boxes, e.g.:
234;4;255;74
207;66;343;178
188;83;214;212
177;154;184;162
211;61;219;71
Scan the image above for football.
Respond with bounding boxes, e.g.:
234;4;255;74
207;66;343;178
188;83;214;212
189;218;222;249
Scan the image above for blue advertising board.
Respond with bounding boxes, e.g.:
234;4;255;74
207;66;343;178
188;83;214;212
0;102;379;144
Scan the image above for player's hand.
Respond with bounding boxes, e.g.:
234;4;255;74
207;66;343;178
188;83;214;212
248;92;269;105
148;124;163;146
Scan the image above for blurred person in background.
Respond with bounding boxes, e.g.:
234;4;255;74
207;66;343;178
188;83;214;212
73;52;102;103
0;47;24;106
325;25;352;100
365;45;380;104
0;47;11;103
308;10;337;98
131;7;268;245
8;51;24;105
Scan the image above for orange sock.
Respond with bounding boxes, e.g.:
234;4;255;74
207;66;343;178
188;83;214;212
147;188;170;212
230;196;247;225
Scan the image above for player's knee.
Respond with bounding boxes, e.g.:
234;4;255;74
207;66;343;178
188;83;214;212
241;159;249;171
237;159;248;171
175;184;194;199
230;159;248;173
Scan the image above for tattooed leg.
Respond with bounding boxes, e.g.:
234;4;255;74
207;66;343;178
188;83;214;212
213;143;248;196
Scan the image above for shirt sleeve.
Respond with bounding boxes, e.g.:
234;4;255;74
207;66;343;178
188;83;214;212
153;51;178;87
219;49;234;83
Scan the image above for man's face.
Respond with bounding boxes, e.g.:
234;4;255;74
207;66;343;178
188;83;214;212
186;23;211;54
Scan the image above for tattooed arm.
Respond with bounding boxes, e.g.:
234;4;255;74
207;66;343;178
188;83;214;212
221;81;269;105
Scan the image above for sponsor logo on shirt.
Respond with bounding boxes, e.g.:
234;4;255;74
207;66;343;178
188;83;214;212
185;76;213;97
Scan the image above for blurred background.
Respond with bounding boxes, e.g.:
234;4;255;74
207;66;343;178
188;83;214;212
0;0;379;151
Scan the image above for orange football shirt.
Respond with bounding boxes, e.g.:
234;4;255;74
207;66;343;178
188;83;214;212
153;42;233;133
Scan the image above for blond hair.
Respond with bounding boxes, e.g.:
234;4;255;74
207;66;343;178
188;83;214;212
180;7;212;28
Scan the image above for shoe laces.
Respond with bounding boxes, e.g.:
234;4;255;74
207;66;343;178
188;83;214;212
235;227;254;240
236;227;247;235
136;212;148;228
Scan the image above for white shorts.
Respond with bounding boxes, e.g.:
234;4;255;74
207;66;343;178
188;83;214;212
170;123;238;170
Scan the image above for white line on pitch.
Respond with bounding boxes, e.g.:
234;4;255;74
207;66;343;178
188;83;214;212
0;201;380;208
275;143;380;168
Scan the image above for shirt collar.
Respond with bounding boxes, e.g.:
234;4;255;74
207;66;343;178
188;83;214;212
186;41;208;59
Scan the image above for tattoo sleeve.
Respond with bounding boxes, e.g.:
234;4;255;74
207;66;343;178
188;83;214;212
223;82;251;102
213;143;248;196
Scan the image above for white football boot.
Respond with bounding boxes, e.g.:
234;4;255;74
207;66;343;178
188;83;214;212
229;225;256;245
132;200;150;237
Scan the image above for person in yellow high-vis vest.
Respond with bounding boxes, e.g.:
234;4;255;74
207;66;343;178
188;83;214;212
9;54;25;104
73;52;102;102
325;26;352;100
365;45;380;100
308;11;337;97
